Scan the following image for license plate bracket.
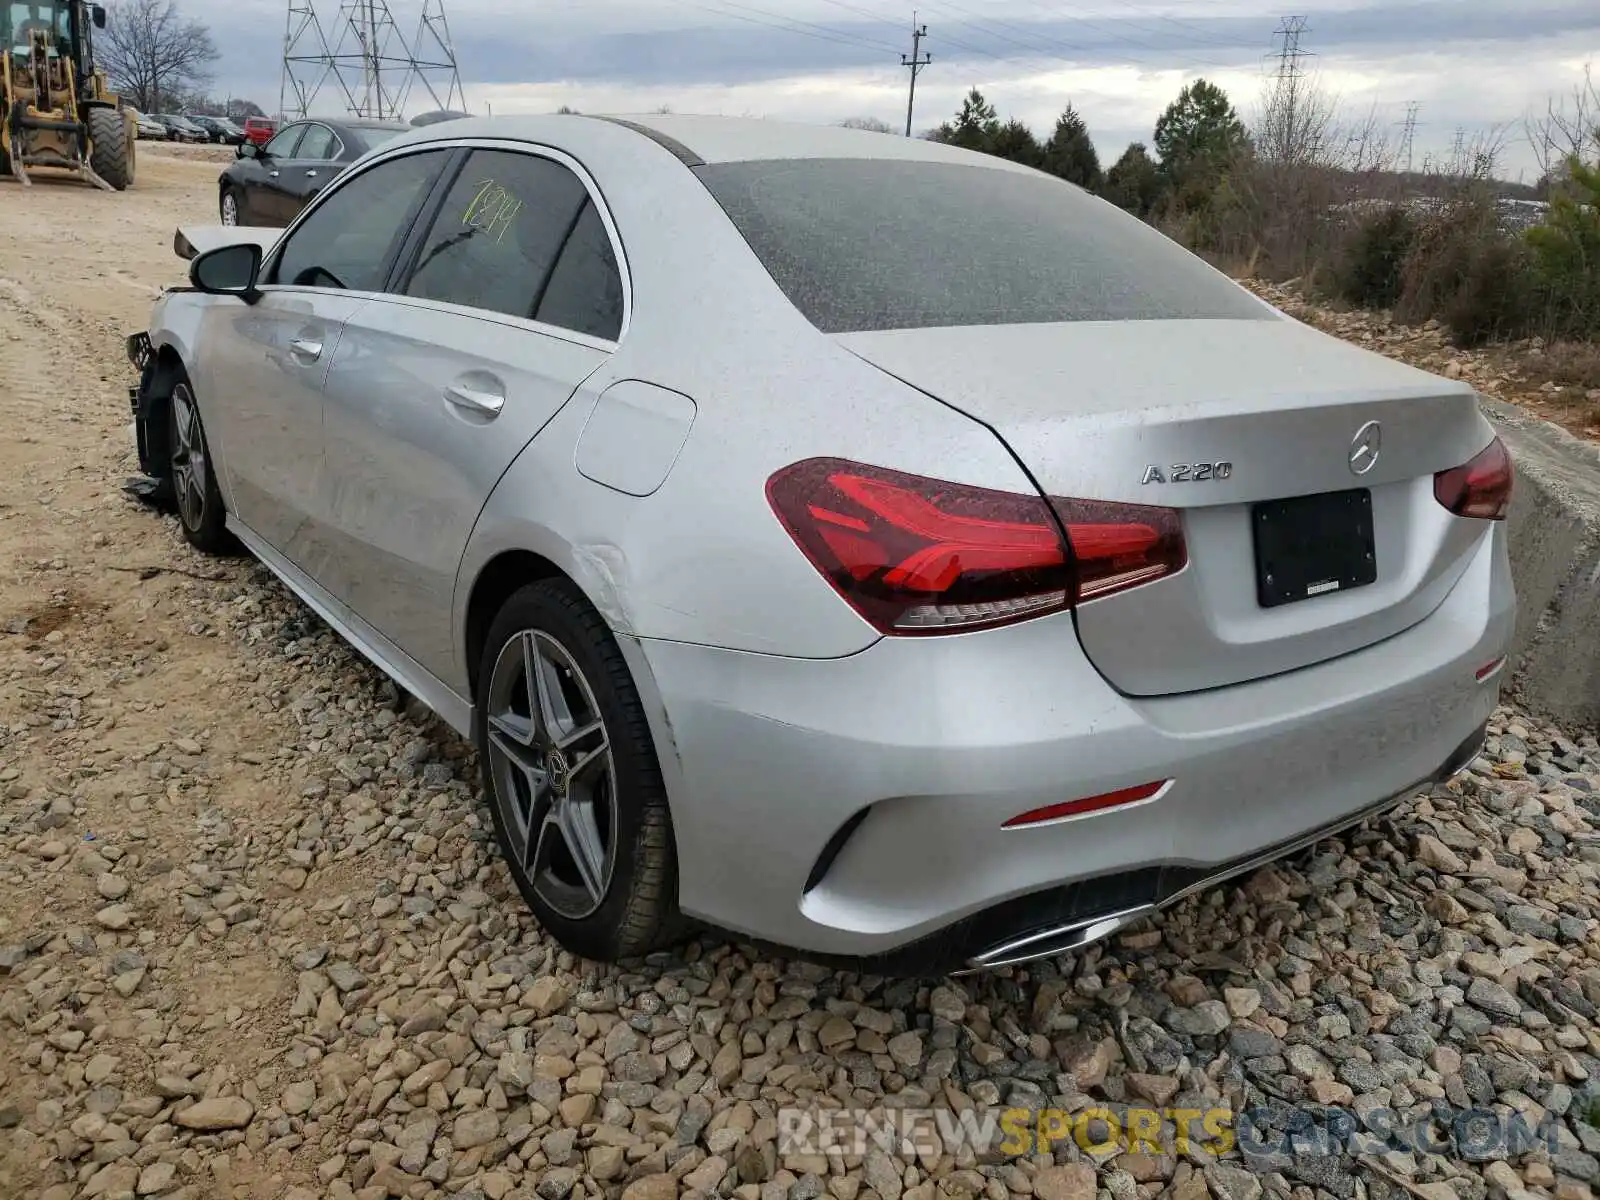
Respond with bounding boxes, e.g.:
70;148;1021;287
1251;488;1376;608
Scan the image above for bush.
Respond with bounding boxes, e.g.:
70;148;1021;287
1338;206;1416;308
1527;157;1600;340
1396;195;1539;346
1440;237;1540;346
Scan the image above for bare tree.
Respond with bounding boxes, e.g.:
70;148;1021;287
99;0;217;114
1526;63;1600;180
838;116;896;134
1253;65;1340;168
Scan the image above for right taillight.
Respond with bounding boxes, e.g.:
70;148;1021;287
1434;436;1513;520
766;458;1186;635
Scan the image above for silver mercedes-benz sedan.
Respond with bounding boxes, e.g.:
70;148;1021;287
125;114;1515;972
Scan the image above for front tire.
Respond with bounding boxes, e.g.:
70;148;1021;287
88;107;133;190
475;580;679;963
220;187;242;225
167;380;233;555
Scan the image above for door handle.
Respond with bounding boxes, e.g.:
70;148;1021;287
305;169;319;178
289;338;323;361
269;170;280;178
444;383;505;417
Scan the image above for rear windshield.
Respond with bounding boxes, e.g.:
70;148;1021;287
694;158;1268;333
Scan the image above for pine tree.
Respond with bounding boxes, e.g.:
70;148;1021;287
1041;104;1101;189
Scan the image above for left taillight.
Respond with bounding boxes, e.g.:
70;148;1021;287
1434;436;1513;520
765;458;1186;635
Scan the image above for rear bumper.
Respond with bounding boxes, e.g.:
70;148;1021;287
634;522;1513;972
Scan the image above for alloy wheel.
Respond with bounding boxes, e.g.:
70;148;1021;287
221;192;238;225
170;383;208;530
485;629;618;919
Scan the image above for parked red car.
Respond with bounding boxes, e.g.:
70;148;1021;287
243;117;277;147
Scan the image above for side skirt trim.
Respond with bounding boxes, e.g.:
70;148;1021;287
227;517;474;736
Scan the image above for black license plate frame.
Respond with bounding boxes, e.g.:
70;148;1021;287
1251;488;1377;609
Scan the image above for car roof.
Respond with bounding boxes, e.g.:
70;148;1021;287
385;112;1037;174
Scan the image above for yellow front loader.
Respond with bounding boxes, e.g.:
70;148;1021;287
1;1;134;190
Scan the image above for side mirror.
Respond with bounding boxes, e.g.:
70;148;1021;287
237;141;256;159
190;243;262;303
92;5;107;28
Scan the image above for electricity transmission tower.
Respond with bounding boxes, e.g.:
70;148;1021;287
901;16;930;137
279;0;465;123
1263;16;1317;161
1398;102;1422;173
1271;15;1312;85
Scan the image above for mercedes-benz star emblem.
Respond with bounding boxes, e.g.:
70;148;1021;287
546;747;571;795
1348;420;1382;476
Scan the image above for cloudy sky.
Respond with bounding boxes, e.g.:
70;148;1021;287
215;0;1600;182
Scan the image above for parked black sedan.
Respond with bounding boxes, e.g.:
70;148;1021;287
217;117;411;227
189;115;246;145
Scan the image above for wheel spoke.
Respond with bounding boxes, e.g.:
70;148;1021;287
554;717;604;753
525;633;574;741
565;739;609;788
489;729;548;818
555;798;608;905
488;708;536;748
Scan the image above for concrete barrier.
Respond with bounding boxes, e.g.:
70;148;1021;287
1481;398;1600;732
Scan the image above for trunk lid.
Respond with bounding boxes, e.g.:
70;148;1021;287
835;317;1494;695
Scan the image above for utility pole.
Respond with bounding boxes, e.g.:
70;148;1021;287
901;15;930;138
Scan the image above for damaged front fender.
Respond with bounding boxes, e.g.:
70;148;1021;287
123;331;174;507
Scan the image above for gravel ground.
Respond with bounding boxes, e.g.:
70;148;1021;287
4;150;1600;1200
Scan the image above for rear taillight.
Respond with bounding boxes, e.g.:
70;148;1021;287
1434;436;1513;520
766;458;1186;635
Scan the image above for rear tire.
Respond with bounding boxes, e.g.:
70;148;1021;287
475;580;681;963
167;379;234;555
88;107;133;190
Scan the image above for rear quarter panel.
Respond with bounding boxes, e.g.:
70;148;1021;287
450;123;1036;683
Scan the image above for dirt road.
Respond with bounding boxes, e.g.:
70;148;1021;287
3;149;1600;1200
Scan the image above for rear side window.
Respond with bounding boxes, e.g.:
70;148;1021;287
296;124;337;160
271;150;448;292
404;150;589;322
695;158;1269;333
534;199;624;341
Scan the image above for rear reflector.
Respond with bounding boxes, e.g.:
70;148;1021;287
1435;436;1513;521
1475;656;1506;681
766;458;1186;635
1003;780;1170;829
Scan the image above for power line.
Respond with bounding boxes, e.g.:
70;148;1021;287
902;14;931;135
703;0;904;54
1087;0;1260;50
1012;0;1242;67
671;0;895;54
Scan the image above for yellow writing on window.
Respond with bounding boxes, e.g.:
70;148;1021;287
462;178;523;244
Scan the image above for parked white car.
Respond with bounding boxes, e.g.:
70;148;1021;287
125;115;1515;971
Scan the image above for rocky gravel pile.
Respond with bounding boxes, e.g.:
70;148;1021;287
3;523;1600;1200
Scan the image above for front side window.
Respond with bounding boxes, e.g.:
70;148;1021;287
403;149;590;322
295;124;338;160
264;124;305;158
270;150;448;293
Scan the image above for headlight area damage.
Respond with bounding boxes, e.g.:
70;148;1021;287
122;330;174;509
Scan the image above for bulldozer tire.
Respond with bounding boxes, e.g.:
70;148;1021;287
88;107;134;190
